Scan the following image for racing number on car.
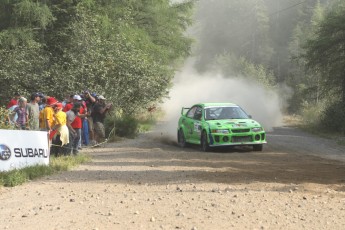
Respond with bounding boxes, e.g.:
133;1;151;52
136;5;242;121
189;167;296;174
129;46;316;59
194;122;201;133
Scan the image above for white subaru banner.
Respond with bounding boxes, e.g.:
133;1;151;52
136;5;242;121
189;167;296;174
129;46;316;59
0;129;50;172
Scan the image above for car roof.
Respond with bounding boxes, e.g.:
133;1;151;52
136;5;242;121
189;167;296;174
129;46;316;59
196;103;238;107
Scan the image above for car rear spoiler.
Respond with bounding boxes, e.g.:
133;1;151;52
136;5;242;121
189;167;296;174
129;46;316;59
181;107;190;115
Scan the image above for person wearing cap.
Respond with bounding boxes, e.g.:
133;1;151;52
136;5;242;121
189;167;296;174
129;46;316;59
11;97;28;130
64;95;87;151
7;92;21;109
66;103;82;155
40;97;57;131
26;93;41;130
50;102;69;156
91;95;112;144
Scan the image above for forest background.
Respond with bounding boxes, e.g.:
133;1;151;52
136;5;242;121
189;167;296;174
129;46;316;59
0;0;344;133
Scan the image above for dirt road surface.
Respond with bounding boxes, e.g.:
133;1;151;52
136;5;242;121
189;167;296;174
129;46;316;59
1;125;345;230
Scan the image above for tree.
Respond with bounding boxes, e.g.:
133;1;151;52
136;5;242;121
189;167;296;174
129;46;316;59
194;0;273;73
287;0;325;113
304;1;345;106
0;0;195;114
303;1;345;131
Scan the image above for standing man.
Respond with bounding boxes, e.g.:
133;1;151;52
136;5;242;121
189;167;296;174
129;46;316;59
11;97;28;130
91;95;112;144
64;95;87;150
66;103;81;155
40;97;57;131
7;92;21;109
83;91;97;145
51;103;69;156
26;93;41;130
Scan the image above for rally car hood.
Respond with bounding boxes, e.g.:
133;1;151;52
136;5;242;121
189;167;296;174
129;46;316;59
207;119;262;129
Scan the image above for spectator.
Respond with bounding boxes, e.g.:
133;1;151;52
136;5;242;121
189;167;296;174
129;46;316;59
7;92;21;109
39;95;47;111
51;103;69;157
64;95;87;150
10;97;28;130
40;97;57;131
26;93;41;130
62;95;74;112
83;91;97;145
91;95;112;144
66;103;81;155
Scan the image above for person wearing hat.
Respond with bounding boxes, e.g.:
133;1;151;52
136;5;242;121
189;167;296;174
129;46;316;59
91;95;112;144
7;92;21;109
64;94;88;150
10;97;28;130
40;96;58;131
26;93;41;130
66;103;82;155
50;102;69;156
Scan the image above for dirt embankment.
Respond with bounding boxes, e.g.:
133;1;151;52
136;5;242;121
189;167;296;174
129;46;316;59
0;126;345;230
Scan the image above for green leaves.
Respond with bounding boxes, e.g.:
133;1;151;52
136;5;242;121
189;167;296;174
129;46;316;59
0;0;194;114
304;2;345;104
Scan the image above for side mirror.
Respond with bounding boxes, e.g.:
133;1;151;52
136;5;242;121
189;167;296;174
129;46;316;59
248;115;252;119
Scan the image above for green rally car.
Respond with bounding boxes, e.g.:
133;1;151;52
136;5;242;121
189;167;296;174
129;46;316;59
177;103;266;151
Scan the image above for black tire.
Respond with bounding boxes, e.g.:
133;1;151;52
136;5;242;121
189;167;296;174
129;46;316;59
177;129;187;148
201;131;210;152
253;144;263;151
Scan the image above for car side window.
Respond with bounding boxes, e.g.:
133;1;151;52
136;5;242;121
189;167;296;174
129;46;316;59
186;107;197;118
194;106;202;120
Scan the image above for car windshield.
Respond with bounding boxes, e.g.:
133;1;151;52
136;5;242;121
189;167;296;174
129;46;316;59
204;106;249;120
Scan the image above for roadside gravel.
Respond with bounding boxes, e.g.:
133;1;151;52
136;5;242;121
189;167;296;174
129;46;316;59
0;126;345;230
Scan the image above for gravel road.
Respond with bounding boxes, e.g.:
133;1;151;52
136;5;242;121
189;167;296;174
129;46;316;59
0;125;345;230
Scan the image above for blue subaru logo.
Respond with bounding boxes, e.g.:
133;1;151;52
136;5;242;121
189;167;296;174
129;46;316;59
0;144;11;161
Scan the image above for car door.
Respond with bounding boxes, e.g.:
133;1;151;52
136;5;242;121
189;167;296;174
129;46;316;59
190;106;203;142
184;106;196;140
184;106;203;143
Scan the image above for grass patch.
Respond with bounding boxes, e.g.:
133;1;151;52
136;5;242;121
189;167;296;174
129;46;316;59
336;139;345;146
0;154;91;187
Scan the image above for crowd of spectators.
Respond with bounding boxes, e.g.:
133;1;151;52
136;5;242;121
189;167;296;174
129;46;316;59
4;91;113;156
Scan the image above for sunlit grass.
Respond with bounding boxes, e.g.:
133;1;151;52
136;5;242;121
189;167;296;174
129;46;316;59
0;154;91;187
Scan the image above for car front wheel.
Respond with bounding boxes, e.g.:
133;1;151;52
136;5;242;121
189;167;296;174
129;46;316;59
201;131;210;152
178;129;187;148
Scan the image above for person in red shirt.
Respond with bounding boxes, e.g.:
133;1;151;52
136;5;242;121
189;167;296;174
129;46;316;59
7;92;21;109
64;95;87;154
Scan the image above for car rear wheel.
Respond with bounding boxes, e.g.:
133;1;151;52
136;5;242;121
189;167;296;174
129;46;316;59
253;144;263;151
178;129;187;148
201;131;210;152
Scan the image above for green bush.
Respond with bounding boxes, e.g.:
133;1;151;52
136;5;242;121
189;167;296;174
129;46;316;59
113;116;139;138
300;101;323;127
319;102;345;133
0;106;12;129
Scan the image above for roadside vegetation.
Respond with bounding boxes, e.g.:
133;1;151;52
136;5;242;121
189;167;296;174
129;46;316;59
0;154;91;187
194;0;345;134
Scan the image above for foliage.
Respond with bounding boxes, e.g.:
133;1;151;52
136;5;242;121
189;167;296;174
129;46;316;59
0;0;195;114
0;154;90;187
195;0;273;73
303;1;345;107
214;53;276;88
0;107;12;129
318;101;345;133
105;114;139;139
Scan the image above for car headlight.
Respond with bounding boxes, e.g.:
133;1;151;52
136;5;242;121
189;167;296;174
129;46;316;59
252;127;263;132
211;129;229;134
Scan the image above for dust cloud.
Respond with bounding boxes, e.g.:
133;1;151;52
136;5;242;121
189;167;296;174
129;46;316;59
156;60;286;142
